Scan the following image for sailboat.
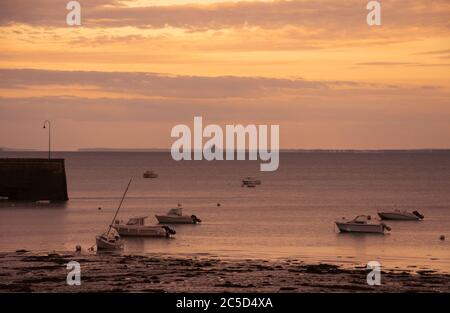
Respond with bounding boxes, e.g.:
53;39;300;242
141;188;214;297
95;178;132;250
95;228;123;250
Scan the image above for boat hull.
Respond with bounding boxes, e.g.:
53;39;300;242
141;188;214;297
113;225;170;237
335;222;385;234
242;180;261;187
143;174;158;178
155;215;196;224
96;236;124;250
378;212;420;221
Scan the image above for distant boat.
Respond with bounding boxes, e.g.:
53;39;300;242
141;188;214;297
96;178;132;250
143;170;158;178
113;216;176;238
155;207;202;224
335;215;391;234
242;177;261;187
378;210;424;221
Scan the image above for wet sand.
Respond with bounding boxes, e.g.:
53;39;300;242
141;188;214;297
0;251;449;292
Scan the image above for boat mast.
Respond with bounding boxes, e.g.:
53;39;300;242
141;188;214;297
106;177;132;236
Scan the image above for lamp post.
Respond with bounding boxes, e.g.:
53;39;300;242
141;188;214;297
43;120;51;160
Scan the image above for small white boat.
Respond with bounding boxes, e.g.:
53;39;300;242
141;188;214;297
155;207;201;224
113;216;176;237
335;215;391;234
143;170;158;178
378;210;424;221
96;229;124;250
242;177;261;187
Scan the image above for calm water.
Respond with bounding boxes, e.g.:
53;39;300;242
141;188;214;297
0;151;449;271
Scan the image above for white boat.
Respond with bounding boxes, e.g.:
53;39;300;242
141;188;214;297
96;229;124;250
155;207;202;224
335;215;391;234
242;177;261;187
143;170;158;178
378;210;424;221
113;216;176;237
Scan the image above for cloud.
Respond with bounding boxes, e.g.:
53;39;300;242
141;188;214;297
1;68;448;121
1;68;447;101
415;49;450;60
355;62;450;67
1;0;449;33
1;67;449;149
0;68;333;99
415;49;450;55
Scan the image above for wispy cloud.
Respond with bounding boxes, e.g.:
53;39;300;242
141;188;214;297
3;68;440;101
1;0;449;32
415;49;450;55
355;62;450;67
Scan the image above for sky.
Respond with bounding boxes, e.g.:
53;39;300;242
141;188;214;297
0;0;449;150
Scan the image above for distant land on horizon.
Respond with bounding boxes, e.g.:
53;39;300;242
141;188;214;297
76;148;450;153
1;148;450;153
78;148;168;152
36;148;450;153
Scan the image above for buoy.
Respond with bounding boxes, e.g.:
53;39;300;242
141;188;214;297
440;235;445;241
217;203;221;207
76;245;81;252
98;207;101;210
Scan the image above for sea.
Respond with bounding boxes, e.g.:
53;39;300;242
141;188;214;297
0;151;449;272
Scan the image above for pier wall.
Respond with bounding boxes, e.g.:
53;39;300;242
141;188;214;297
0;158;68;201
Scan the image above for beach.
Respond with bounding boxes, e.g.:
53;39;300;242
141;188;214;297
1;250;449;293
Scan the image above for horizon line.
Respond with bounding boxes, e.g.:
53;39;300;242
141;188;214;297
2;148;450;153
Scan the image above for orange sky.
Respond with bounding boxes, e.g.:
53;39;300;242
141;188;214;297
0;0;449;150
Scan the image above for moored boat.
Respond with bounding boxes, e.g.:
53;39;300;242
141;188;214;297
96;229;124;250
95;178;132;251
114;216;176;237
378;210;424;220
143;170;158;178
335;215;391;234
155;207;201;224
242;177;261;187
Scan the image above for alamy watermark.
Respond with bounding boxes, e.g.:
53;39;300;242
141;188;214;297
65;1;381;27
66;261;81;286
366;261;381;285
367;1;381;26
170;117;279;172
66;1;81;26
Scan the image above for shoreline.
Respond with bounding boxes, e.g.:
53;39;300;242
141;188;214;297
0;251;449;292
